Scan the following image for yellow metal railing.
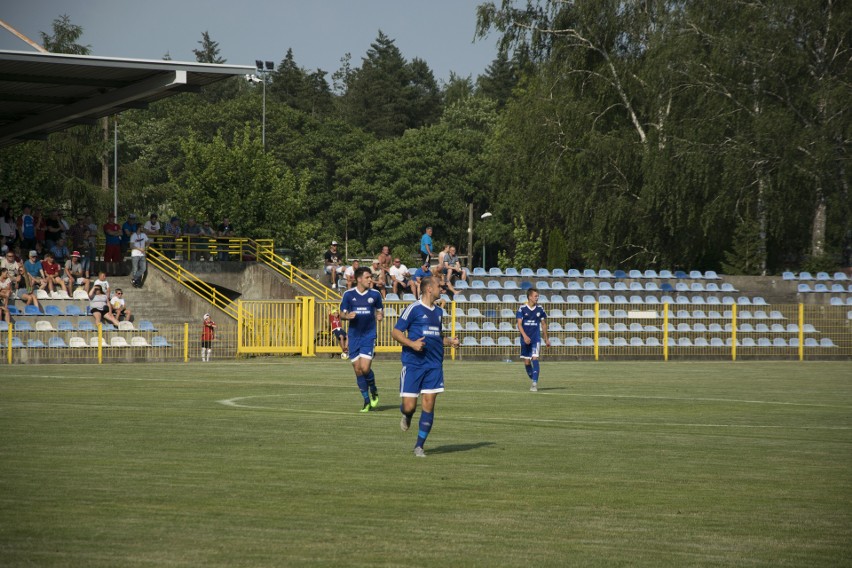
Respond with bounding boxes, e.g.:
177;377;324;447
246;239;339;301
146;247;239;319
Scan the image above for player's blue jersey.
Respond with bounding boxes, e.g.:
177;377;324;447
395;300;444;368
340;288;383;338
517;303;547;341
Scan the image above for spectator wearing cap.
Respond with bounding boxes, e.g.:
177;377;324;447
64;250;90;293
412;261;432;298
121;214;138;257
163;216;181;259
23;250;47;292
324;241;344;289
102;213;122;274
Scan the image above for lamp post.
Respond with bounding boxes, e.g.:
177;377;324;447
480;211;492;269
252;59;275;150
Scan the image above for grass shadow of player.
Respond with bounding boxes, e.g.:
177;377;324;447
536;387;567;392
428;441;495;455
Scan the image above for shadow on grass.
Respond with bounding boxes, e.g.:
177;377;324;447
428;441;496;455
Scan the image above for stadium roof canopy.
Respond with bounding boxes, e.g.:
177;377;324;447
0;50;253;149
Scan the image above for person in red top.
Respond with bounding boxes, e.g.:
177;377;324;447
41;252;67;296
329;309;348;360
201;313;217;362
102;213;122;275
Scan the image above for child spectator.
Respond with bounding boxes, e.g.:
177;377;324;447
201;313;216;361
110;288;132;322
329;309;348;359
41;252;67;296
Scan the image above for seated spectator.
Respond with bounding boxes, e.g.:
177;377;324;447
389;258;414;296
437;243;451;284
344;260;361;289
89;284;119;326
183;217;202;260
41;252;67;295
23;250;47;292
92;270;111;299
64;251;90;294
412;261;432;298
324;241;344;289
1;250;23;290
444;245;467;284
0;267;11;324
199;219;216;261
50;237;70;266
110;288;133;322
370;259;386;297
377;245;392;285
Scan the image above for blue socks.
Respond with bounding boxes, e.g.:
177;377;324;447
416;411;434;449
525;363;533;379
356;375;370;403
531;360;540;383
365;369;377;395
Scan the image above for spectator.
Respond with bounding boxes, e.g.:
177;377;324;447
444;245;468;284
437;243;451;283
0;210;17;248
324;241;344;289
129;224;148;288
67;215;88;253
1;250;23;291
41;252;67;296
420;226;434;265
33;208;47;247
329;309;348;359
102;213;122;274
377;245;392;285
183;217;202;260
89;284;119;326
344;259;361;289
0;267;11;324
217;217;234;260
45;209;63;248
64;251;90;294
92;270;111;300
58;211;70;234
109;288;132;322
17;205;36;251
199;219;216;261
389;257;414;296
201;313;216;362
120;213;138;257
23;250;47;292
143;213;161;235
370;259;387;298
81;229;97;274
163;217;181;260
412;261;432;298
50;237;70;266
85;215;98;236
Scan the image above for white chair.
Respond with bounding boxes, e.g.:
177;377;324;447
69;337;88;348
73;289;90;300
89;337;108;348
130;336;151;347
52;290;71;300
35;289;50;300
118;321;135;331
110;336;130;347
35;320;56;331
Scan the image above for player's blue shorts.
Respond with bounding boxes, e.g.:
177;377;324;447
399;365;444;397
520;338;541;359
348;334;375;361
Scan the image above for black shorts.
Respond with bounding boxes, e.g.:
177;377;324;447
332;328;345;341
421;251;431;265
91;306;109;316
201;340;213;349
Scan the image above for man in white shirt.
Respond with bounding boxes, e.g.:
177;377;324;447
143;213;161;235
129;225;149;288
388;258;414;296
343;259;360;289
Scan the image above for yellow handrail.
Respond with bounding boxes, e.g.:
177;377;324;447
246;239;340;300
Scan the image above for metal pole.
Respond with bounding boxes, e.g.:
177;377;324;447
262;74;266;150
467;203;473;268
113;116;118;217
482;242;486;269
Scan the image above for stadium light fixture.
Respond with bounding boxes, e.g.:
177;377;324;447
249;59;275;150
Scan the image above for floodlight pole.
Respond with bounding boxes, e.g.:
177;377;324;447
255;60;275;151
480;211;492;269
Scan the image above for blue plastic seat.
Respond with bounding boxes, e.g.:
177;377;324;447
674;270;688;279
567;269;581;278
520;268;535;277
645;282;660;291
628;270;642;279
44;305;63;316
678;337;693;347
613;282;628;291
549;337;563;347
820;338;836;347
466;307;483;318
65;304;83;316
598;295;612;304
645;337;661;347
550;294;565;304
694;338;709;347
580;337;594;347
629;282;643;291
629;337;644;347
24;305;42;316
833;272;848;281
583;281;597;291
504;268;519;277
472;267;487;277
772;338;787;347
548;322;563;332
798;271;813;280
782;271;795;280
551;268;566;278
519;281;533;290
11;337;24;348
487;280;502;290
564;337;579;347
464;321;480;331
567;281;582;290
27;339;46;348
152;336;172;347
48;337;68;348
57;320;75;331
613;270;627;279
14;320;34;332
598;269;613;279
77;320;96;332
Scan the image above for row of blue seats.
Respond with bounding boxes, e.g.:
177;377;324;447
458;336;836;348
455;308;785;320
449;321;817;334
830;297;852;306
1;320;157;332
456;280;738;293
451;294;768;306
7;304;91;317
798;283;852;293
9;336;172;349
472;268;722;279
783;271;848;281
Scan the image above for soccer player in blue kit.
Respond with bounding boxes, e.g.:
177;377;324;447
340;266;384;412
517;288;550;392
392;276;459;457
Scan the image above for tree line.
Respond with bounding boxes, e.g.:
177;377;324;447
2;2;848;274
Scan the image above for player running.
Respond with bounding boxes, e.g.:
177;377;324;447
517;288;550;392
392;276;459;457
340;266;384;412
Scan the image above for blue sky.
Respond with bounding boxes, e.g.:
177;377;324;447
1;0;499;82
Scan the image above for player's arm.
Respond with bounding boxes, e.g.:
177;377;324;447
376;308;384;322
517;317;531;344
443;336;459;348
392;327;424;351
541;319;550;347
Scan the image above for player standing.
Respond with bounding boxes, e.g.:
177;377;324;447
517;289;550;391
340;267;384;412
392;276;459;457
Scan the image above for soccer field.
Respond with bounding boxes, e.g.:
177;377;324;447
1;360;850;566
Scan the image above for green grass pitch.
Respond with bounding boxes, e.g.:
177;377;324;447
1;360;850;566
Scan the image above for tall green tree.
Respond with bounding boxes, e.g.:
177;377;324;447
40;14;91;54
193;31;225;63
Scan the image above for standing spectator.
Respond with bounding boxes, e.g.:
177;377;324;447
392;276;459;457
50;237;69;266
199;219;216;261
370;259;387;298
44;209;63;248
183;217;201;260
340;267;384;412
1;250;23;291
102;213;122;275
67;215;88;253
0;210;17;248
89;284;119;327
41;252;67;296
411;261;432;298
23;250;47;292
420;226;434;265
121;214;138;258
377;245;392;286
17;205;36;251
163;217;181;260
33;207;47;247
201;313;217;361
58;211;70;234
517;289;550;392
129;224;148;288
216;217;234;260
329;309;348;359
64;251;90;294
109;288;132;322
389;258;414;296
81;229;97;274
143;213;161;235
344;259;361;289
0;267;11;325
324;241;344;289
